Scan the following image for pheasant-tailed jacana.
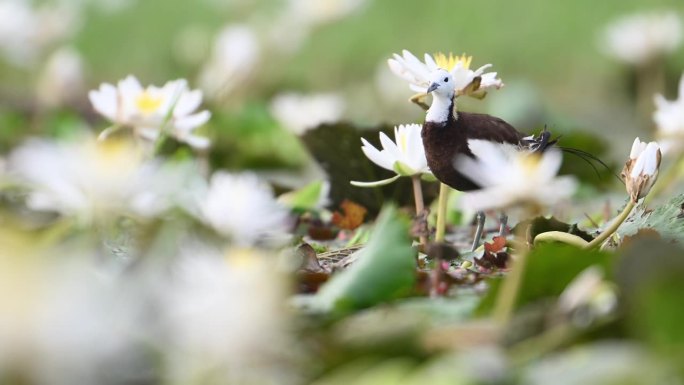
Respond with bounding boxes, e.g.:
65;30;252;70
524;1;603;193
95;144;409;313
422;68;555;249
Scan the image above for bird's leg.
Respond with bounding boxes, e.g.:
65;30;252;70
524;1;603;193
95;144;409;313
498;212;508;236
409;93;430;111
471;211;486;251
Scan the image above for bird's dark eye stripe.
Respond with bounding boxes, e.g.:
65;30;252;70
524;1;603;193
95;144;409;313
444;77;449;82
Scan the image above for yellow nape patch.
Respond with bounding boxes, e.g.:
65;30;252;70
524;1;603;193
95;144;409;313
434;52;472;71
135;91;164;115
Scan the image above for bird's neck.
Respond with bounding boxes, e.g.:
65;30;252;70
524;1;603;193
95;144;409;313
426;94;456;124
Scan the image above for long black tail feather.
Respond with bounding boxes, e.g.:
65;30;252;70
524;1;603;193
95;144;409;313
523;127;619;182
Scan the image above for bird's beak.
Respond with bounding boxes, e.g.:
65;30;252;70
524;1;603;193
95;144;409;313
427;82;439;93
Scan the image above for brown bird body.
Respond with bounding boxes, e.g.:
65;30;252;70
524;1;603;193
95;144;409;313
422;102;523;192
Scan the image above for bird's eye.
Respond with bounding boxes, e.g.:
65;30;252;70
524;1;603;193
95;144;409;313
444;77;449;82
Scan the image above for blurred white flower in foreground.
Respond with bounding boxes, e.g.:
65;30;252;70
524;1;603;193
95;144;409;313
601;11;682;66
352;124;431;187
268;0;366;53
198;24;260;102
200;172;291;245
654;73;684;154
0;255;143;384
89;75;211;149
557;266;617;326
0;0;78;65
622;138;661;202
164;248;295;384
284;0;366;26
270;92;345;135
7;137;185;220
388;50;503;96
454;143;577;212
36;46;84;108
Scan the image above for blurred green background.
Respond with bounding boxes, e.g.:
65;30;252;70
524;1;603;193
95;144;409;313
2;0;684;161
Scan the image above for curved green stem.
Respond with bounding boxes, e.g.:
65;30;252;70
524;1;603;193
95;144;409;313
533;231;589;248
584;200;636;250
435;183;450;242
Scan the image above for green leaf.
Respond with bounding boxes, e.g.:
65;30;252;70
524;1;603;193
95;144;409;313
477;243;610;314
278;180;327;211
617;193;684;243
313;205;417;315
615;238;684;352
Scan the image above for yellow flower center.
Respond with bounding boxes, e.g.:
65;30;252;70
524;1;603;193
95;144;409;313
225;247;260;269
92;139;142;176
517;154;542;176
135;91;164;115
434;52;472;71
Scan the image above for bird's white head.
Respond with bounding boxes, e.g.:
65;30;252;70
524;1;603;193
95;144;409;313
425;69;456;123
427;69;455;99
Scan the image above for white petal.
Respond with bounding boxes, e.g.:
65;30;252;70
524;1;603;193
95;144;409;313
379;131;402;161
361;138;393;171
629;137;643;159
181;134;211;149
175;110;211;132
88;83;118;121
424;53;437;71
174;89;203;117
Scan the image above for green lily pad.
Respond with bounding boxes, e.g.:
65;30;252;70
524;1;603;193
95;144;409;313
313;205;417;315
617;193;684;244
477;243;610;315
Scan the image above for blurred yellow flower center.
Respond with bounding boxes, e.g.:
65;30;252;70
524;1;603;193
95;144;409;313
434;52;472;71
92;139;142;176
225;248;259;269
517;154;542;176
135;91;164;115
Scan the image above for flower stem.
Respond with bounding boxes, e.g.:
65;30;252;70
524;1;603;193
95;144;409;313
584;199;636;250
151;83;185;157
644;152;684;205
411;175;427;246
493;226;529;325
533;231;589;248
435;183;450;242
637;57;665;129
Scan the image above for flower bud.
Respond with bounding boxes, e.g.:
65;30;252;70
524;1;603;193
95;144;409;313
622;138;661;202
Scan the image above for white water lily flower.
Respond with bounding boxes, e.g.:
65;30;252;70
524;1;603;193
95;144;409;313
622;138;661;202
269;92;345;135
352;124;431;187
285;0;366;26
199;172;291;245
89;75;211;149
601;11;682;66
7;137;183;220
198;24;260;102
164;247;293;384
388;50;503;96
0;0;78;66
557;266;617;326
454;142;578;212
36;46;84;107
654;73;684;154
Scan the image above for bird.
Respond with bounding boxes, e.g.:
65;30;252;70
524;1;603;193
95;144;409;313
422;68;555;250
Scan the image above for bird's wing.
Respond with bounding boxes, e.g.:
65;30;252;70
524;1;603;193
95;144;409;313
459;112;523;145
